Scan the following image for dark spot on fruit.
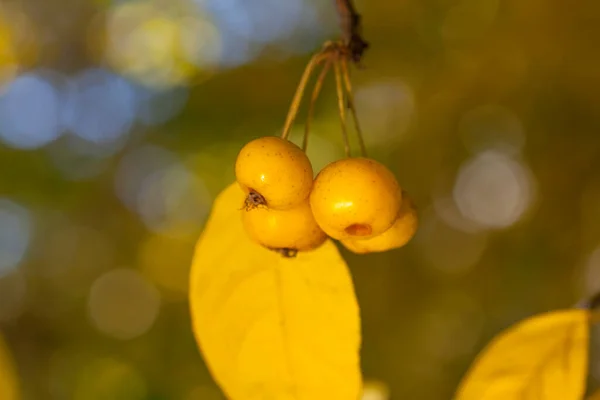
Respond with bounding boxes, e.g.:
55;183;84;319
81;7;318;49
345;224;372;237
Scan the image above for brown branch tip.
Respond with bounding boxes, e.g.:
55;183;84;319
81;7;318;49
335;0;369;63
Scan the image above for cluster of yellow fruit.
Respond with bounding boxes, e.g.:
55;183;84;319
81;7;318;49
235;136;418;256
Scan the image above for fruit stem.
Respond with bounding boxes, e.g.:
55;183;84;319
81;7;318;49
303;59;333;152
340;57;368;157
281;53;326;141
334;59;351;157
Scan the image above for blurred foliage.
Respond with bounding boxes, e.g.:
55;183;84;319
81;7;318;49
1;0;600;399
456;309;589;399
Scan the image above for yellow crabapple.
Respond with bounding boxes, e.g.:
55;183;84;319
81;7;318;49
241;199;327;252
310;157;402;240
341;192;418;254
235;136;313;210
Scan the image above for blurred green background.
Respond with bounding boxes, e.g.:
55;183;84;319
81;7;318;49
1;0;600;399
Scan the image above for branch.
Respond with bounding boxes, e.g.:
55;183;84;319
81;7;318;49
576;291;600;310
334;0;369;63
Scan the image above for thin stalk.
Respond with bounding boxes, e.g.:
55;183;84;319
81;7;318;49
334;59;351;157
303;59;332;152
340;57;367;157
281;53;326;141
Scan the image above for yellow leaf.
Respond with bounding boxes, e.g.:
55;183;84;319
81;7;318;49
189;183;362;400
0;334;19;400
455;309;590;400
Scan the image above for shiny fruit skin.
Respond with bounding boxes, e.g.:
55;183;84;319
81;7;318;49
241;200;327;251
235;136;313;210
309;157;402;240
341;193;418;254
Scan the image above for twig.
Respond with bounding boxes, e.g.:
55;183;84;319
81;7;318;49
334;0;369;63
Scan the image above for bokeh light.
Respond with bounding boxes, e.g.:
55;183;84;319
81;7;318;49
105;0;220;88
88;269;160;340
0;16;19;85
453;150;536;229
136;161;211;235
197;0;326;67
0;4;38;85
354;80;416;149
0;71;63;149
63;68;136;146
0;199;32;277
115;144;212;235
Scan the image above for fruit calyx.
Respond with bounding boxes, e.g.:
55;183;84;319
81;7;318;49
244;189;267;210
270;247;298;258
